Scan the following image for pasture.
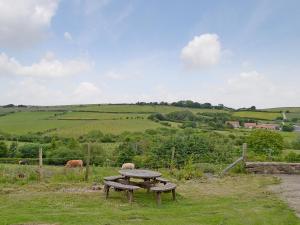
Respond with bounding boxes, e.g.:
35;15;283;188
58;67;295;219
0;105;228;138
232;111;281;120
0;164;299;225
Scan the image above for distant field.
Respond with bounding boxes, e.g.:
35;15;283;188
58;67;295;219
0;105;229;137
264;107;300;113
233;111;281;120
286;112;300;120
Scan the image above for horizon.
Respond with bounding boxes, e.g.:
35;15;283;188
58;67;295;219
0;0;300;108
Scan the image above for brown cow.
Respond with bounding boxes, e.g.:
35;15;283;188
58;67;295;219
65;160;83;169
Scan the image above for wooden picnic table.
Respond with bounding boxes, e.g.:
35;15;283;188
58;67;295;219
119;169;161;180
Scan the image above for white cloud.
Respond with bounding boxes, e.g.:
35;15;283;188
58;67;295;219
64;32;73;41
72;82;102;103
0;79;103;105
211;71;300;108
0;52;92;78
181;33;221;69
0;0;59;47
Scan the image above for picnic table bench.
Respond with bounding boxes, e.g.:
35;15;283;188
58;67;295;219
104;175;124;181
150;183;176;205
104;181;140;203
103;169;177;204
155;177;170;184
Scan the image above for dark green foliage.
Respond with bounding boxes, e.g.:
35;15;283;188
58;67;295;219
116;129;238;168
165;110;198;121
115;142;136;165
148;113;166;121
281;124;294;132
17;143;40;158
8;142;18;157
248;130;284;156
0;141;8;157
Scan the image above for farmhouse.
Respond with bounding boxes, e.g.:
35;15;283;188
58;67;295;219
226;121;240;128
244;123;257;129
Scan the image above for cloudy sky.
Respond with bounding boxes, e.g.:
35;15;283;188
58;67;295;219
0;0;299;108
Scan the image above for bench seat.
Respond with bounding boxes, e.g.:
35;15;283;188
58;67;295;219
104;175;124;181
104;181;140;203
150;183;176;205
155;177;170;184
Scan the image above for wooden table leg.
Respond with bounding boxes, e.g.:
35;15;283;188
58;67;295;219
128;190;133;203
156;192;161;205
104;185;110;199
172;189;176;201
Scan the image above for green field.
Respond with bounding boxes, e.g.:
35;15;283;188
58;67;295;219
0;105;229;137
0;164;299;225
232;111;281;120
264;107;300;113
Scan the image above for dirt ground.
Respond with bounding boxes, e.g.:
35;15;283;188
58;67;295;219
269;175;300;218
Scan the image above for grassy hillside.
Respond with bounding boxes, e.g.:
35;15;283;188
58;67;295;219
232;111;281;120
264;107;300;113
0;104;228;137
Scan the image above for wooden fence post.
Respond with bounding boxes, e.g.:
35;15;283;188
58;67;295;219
85;143;91;181
38;147;43;181
242;143;247;162
170;147;175;169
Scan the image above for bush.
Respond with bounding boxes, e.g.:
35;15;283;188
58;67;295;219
148;113;166;121
248;130;284;156
17;143;40;158
285;152;300;162
282;124;294;132
165;111;198;121
0;141;8;157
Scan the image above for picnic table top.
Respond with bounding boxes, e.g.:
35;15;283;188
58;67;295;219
119;169;161;179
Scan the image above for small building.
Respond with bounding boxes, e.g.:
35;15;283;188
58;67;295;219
244;123;257;129
226;121;240;129
256;124;279;130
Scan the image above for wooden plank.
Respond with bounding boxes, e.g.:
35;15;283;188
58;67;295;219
104;181;140;190
151;183;176;192
104;175;124;181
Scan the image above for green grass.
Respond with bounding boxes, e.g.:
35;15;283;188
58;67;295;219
287;112;300;120
0;164;299;225
0;105;229;137
264;107;300;113
233;111;281;120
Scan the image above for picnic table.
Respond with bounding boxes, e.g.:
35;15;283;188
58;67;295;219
104;169;176;204
119;169;161;180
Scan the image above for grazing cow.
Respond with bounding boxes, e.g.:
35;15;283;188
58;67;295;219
65;160;83;169
19;159;29;165
121;163;135;170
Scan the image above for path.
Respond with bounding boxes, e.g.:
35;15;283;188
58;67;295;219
269;175;300;218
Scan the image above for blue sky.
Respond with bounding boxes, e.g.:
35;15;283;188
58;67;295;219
0;0;299;108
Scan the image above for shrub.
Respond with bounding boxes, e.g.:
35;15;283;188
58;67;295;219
17;143;40;158
282;124;294;132
148;113;166;121
248;130;284;156
285;152;300;162
0;141;8;157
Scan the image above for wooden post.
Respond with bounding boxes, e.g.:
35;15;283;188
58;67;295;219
170;147;175;168
38;147;43;181
156;192;162;205
242;143;247;162
85;143;91;181
172;189;176;201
